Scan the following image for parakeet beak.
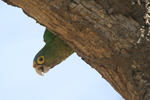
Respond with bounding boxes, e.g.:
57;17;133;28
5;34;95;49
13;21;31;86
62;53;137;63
33;62;51;76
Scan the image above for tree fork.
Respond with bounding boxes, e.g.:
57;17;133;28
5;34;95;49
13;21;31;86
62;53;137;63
3;0;150;99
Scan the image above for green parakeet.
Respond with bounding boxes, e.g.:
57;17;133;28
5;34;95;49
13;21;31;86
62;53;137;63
33;29;74;76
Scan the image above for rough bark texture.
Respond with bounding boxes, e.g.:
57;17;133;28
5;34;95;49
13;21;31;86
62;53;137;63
3;0;150;100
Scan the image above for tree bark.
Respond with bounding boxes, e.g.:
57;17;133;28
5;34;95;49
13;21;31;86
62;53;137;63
3;0;150;99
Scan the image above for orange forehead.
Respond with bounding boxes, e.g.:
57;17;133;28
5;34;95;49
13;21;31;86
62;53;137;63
33;62;38;68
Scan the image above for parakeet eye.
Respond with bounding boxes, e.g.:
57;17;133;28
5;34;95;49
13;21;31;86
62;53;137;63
37;56;45;64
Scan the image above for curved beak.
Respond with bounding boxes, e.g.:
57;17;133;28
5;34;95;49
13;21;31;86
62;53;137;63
33;62;51;76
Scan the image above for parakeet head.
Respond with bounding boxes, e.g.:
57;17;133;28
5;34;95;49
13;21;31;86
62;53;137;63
33;43;59;76
33;29;74;76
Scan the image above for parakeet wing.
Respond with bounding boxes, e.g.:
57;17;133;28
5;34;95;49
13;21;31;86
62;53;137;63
43;29;55;43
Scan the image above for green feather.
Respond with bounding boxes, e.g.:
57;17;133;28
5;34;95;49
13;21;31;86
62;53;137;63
43;29;55;43
33;28;74;75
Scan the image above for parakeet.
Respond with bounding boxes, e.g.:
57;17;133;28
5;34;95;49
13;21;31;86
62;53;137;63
33;29;74;76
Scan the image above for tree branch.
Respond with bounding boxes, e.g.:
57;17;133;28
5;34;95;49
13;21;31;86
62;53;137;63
3;0;150;99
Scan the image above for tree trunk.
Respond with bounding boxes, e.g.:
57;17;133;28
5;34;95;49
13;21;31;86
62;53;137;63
3;0;150;99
